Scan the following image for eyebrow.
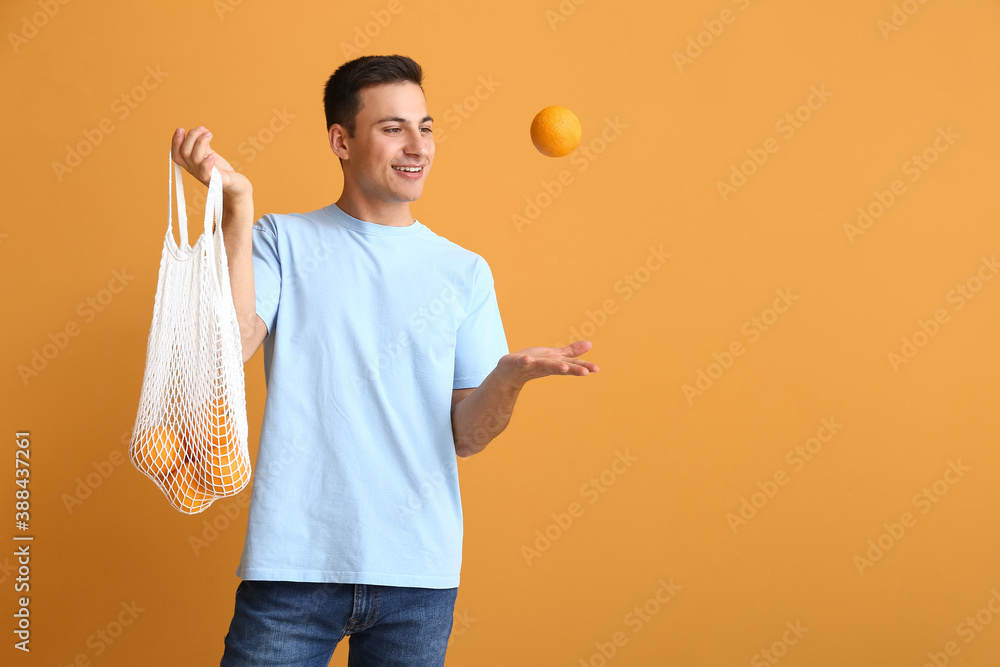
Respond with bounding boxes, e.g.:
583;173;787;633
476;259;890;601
374;115;434;125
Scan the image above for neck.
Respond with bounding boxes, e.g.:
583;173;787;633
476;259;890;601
335;191;415;227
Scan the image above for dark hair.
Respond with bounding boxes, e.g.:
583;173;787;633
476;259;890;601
323;54;424;138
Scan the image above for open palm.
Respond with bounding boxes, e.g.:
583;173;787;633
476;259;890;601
499;340;599;386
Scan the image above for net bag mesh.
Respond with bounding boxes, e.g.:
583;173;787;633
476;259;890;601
128;152;251;514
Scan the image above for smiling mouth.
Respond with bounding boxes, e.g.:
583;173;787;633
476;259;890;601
392;166;423;173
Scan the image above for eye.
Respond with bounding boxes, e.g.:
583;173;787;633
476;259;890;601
421;127;433;133
385;127;401;133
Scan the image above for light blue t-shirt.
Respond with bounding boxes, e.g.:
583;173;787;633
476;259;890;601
235;202;509;588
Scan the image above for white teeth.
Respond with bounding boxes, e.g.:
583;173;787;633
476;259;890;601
393;166;421;172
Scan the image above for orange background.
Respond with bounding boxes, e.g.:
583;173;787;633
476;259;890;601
4;0;1000;664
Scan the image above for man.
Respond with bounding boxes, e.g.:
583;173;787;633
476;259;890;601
171;54;598;666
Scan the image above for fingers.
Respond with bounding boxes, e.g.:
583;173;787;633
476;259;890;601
171;127;184;161
555;341;598;371
560;339;593;357
530;356;597;376
183;127;213;174
518;342;599;373
551;354;599;374
172;126;215;184
562;360;596;375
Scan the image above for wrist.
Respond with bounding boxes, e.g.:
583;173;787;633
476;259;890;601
223;188;253;213
496;357;527;392
224;184;252;202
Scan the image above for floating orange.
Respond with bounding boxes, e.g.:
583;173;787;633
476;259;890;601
134;425;182;479
165;460;213;513
530;105;582;157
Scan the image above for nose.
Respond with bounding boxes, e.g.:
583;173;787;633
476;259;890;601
403;127;430;159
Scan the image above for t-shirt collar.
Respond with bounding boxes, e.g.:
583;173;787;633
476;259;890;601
325;203;425;236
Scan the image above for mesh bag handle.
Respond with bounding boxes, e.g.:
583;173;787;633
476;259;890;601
167;151;189;250
167;151;224;260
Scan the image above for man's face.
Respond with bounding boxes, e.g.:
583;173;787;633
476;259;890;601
340;81;435;204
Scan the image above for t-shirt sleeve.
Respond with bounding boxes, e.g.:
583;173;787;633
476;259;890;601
252;214;281;336
454;258;509;389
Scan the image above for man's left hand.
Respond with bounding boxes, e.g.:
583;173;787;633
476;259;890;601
498;340;600;388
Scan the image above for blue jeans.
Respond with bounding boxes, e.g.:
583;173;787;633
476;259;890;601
220;580;458;666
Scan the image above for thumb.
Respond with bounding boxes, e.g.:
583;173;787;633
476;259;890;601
562;340;592;355
202;153;224;184
190;152;216;186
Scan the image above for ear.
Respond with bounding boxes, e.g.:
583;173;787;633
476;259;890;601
329;124;350;161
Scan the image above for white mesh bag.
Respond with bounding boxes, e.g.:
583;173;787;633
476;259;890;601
128;151;251;514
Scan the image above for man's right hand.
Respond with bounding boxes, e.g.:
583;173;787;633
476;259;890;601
171;126;252;200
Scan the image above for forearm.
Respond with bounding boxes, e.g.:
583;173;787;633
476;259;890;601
220;191;257;358
452;365;524;457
